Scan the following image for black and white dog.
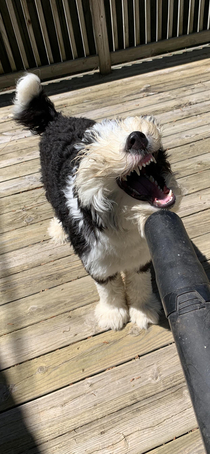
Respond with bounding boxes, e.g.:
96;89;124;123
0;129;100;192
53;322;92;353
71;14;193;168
14;73;180;331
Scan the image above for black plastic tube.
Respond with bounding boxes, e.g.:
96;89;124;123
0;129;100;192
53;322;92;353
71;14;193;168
145;210;210;453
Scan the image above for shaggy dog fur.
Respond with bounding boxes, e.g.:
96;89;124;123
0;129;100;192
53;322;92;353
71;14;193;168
14;73;181;331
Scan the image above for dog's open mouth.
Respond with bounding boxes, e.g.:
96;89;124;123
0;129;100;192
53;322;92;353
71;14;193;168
117;152;176;208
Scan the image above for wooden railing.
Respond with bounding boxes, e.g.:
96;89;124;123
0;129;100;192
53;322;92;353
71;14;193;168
0;0;209;89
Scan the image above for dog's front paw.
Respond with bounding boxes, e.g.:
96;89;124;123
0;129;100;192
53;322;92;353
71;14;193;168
129;298;161;330
95;303;129;331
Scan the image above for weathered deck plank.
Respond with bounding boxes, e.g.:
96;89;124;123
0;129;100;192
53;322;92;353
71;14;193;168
0;275;97;334
1;322;173;399
0;146;39;167
0;254;86;304
150;430;203;453
0;344;197;454
1;80;210;136
0;135;39;156
0;220;50;254
0;57;209;122
1;52;209;453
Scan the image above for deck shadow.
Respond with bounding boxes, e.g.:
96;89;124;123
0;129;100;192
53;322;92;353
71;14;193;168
0;211;41;453
0;44;209;108
0;366;41;453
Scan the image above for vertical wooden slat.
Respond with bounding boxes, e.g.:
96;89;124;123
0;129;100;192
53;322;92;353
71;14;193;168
133;0;140;46
156;0;162;42
50;0;66;62
6;0;29;69
21;0;41;67
109;0;118;51
0;12;16;71
177;0;184;37
35;0;54;64
187;0;195;34
62;0;78;59
76;0;90;57
89;0;111;74
0;60;4;74
197;0;205;32
122;0;129;49
167;0;174;39
145;0;151;44
208;1;210;30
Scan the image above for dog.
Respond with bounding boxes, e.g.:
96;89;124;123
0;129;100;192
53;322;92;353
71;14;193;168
13;73;180;331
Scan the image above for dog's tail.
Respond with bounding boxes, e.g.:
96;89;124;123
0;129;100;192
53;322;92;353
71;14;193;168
13;73;58;134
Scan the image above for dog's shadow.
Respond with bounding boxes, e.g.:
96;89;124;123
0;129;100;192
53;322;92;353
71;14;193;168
151;240;209;332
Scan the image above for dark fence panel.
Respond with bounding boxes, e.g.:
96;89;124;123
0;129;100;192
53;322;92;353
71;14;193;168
0;0;209;88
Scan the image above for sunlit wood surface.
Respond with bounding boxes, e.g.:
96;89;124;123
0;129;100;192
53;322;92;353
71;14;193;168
1;49;209;453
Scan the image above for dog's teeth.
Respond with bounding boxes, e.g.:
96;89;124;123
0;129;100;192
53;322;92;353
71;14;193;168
149;176;155;182
124;176;127;181
135;167;140;176
139;165;142;171
146;158;153;166
154;180;158;186
143;163;146;167
152;156;157;163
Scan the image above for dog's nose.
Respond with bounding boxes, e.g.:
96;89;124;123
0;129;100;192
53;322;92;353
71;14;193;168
126;131;148;152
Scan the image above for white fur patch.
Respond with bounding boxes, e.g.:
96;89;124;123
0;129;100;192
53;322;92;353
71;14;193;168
76;116;162;213
125;270;161;329
94;268;161;331
13;73;41;115
48;217;68;245
95;275;129;331
63;174;84;230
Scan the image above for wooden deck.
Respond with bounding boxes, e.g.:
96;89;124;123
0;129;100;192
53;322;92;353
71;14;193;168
1;47;210;453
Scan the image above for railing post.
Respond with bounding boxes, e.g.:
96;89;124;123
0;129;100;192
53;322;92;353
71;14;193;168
89;0;111;75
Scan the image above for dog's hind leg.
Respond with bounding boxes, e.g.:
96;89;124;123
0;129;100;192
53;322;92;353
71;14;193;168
48;217;68;245
95;274;129;331
125;267;161;330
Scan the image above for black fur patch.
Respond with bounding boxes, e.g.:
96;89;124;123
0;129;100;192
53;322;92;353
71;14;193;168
155;148;171;174
14;89;58;134
94;273;118;285
39;114;100;258
137;261;151;273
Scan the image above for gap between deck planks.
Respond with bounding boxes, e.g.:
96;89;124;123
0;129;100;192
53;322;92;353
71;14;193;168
0;344;198;453
0;54;210;122
149;430;203;454
1;125;210;214
1;75;210;136
1;165;210;278
0;57;210;140
2;144;210;201
2;92;210;178
1;79;210;196
1;208;210;282
1;201;210;308
1;75;210;143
